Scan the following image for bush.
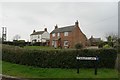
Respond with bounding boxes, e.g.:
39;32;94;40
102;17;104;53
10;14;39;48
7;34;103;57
103;44;111;48
13;40;25;47
75;43;83;49
2;45;117;68
98;41;104;48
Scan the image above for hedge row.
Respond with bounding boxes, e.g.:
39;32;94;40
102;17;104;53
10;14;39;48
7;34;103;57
2;45;117;68
2;41;48;46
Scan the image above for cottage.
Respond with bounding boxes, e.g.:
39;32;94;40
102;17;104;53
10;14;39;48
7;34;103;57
89;36;101;46
30;28;50;43
50;21;88;48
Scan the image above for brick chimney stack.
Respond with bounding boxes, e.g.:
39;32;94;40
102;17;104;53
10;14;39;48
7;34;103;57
44;28;47;32
55;24;58;29
75;20;79;27
33;30;35;33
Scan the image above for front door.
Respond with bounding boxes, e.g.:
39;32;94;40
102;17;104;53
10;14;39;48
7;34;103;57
54;41;57;48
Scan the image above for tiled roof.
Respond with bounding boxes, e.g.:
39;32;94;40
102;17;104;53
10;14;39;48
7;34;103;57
51;25;75;33
89;37;101;42
30;31;45;35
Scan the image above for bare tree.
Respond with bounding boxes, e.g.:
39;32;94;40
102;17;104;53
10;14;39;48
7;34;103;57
105;33;118;42
105;33;118;47
13;34;21;41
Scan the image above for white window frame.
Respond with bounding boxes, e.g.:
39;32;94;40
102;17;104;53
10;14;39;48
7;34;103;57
64;32;68;36
52;33;55;37
64;41;69;46
57;33;60;37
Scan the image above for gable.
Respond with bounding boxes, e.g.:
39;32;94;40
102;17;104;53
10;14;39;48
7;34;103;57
41;31;50;40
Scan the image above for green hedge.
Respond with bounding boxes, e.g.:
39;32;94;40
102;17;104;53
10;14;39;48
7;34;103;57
2;45;117;68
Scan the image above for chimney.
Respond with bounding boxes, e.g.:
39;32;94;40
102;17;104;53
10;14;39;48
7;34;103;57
44;28;47;32
55;24;58;29
33;30;35;33
75;20;79;27
91;36;93;38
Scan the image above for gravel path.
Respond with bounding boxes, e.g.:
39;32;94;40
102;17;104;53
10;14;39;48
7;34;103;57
0;74;27;80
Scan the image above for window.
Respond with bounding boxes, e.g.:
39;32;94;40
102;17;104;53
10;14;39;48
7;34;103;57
64;32;68;36
57;33;60;37
52;33;55;37
52;41;54;46
64;41;69;46
38;35;39;38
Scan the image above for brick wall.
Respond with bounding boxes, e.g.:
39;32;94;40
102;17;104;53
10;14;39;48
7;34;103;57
50;26;88;48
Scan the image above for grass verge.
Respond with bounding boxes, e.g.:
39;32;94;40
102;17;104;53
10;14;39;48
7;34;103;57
24;46;57;50
2;61;118;78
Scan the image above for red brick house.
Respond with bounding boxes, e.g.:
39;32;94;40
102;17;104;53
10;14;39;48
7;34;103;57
50;21;88;48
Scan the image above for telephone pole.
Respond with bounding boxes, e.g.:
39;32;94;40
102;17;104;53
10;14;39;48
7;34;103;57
2;27;7;42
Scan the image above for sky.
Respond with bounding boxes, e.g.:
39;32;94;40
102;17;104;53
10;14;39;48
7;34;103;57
0;1;118;41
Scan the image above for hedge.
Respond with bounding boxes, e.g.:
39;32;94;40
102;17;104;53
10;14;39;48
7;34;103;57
2;45;117;68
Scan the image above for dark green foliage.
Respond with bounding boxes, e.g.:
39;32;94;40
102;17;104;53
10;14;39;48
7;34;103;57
2;45;117;68
31;42;47;46
13;40;25;47
98;41;114;48
98;41;104;48
75;43;83;49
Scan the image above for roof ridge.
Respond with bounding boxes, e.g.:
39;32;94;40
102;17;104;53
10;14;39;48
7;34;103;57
30;31;45;35
58;25;75;29
51;25;75;33
35;31;44;32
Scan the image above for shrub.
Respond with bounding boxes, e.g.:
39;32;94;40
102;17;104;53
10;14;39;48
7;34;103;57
75;43;83;49
103;44;111;48
13;40;25;47
98;41;104;48
2;45;117;68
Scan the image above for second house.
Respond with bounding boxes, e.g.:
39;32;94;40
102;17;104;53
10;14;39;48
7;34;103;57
30;28;50;43
50;21;88;48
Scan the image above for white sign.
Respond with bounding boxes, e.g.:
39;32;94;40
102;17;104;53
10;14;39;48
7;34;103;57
76;57;97;60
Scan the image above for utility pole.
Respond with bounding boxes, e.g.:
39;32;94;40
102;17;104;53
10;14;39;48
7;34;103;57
2;27;7;42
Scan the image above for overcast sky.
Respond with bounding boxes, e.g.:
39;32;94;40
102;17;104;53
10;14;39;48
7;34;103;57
0;2;118;41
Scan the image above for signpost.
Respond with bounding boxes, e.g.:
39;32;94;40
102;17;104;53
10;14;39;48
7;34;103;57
76;56;99;75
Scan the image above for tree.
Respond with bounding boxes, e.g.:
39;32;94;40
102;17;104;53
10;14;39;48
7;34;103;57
13;34;21;41
105;33;118;42
75;43;83;49
106;36;112;42
105;33;118;47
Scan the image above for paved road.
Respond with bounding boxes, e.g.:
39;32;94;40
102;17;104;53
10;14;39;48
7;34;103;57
0;74;27;80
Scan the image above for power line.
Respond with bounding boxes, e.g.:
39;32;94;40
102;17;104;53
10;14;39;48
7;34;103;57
80;15;117;27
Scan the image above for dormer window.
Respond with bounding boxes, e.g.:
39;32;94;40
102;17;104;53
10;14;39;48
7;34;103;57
64;32;68;36
52;33;55;37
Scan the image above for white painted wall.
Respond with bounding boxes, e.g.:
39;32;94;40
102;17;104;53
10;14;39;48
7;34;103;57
30;31;50;42
30;35;42;42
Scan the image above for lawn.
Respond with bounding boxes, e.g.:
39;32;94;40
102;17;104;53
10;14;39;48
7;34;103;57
2;61;118;78
23;46;75;50
24;46;57;50
118;54;120;79
119;73;120;79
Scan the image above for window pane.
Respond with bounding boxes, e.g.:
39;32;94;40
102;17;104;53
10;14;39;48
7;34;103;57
64;32;68;36
52;33;55;37
64;41;68;46
58;33;60;37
